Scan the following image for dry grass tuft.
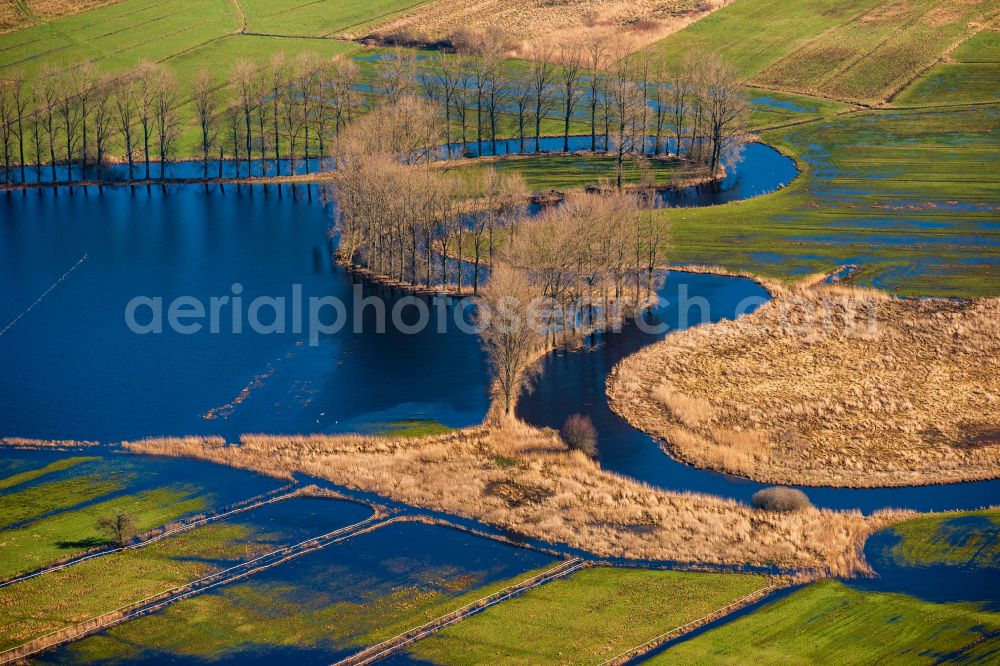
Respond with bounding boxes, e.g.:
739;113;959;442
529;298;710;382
608;285;1000;487
123;420;883;577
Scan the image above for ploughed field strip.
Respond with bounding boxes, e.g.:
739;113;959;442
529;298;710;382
646;0;1000;104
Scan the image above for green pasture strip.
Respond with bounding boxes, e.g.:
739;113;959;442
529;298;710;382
652;579;1000;665
408;567;768;665
0;456;99;492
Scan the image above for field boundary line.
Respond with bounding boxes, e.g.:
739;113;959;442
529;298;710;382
337;557;587;666
595;582;782;665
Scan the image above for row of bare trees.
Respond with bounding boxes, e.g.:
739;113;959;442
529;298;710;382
0;42;747;186
0;52;361;185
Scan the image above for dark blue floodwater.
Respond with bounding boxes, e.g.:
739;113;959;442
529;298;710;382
8;139;797;212
43;520;556;665
518;272;1000;514
0;184;489;441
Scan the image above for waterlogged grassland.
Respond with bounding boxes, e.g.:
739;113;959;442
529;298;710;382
0;472;122;528
451;154;707;193
0;456;98;492
46;521;558;664
894;62;1000;106
645;0;883;77
748;90;850;130
0;485;209;579
652;579;1000;665
667;105;1000;297
885;510;1000;569
407;567;768;664
240;0;430;37
1;497;371;651
0;522;260;651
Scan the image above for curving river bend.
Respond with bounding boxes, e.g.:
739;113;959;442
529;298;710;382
1;143;995;513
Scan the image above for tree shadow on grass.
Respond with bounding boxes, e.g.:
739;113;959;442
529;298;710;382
55;536;109;549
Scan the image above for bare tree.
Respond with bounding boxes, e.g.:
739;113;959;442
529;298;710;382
97;509;136;548
10;75;29;183
0;81;13;183
585;38;607;152
78;62;97;180
232;59;256;178
154;67;180;181
55;67;83;183
225;102;243;170
134;61;158;181
332;56;359;131
668;58;692;157
92;74;115;188
193;68;220;179
478;263;543;417
39;65;60;182
112;73;138;182
557;43;584;152
530;45;556;153
510;74;532;154
268;53;287;175
700;55;749;178
484;56;506;155
432;54;463;158
296;51;322;173
379;47;416;103
608;50;647;189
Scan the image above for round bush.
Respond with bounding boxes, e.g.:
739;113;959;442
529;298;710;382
561;414;598;458
751;487;812;512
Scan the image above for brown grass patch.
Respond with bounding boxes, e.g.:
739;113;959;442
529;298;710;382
607;283;1000;487
364;0;733;59
122;421;889;577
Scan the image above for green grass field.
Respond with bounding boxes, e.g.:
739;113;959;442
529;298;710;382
894;63;1000;106
651;578;1000;665
406;567;768;665
0;472;122;528
953;28;1000;62
450;154;707;193
240;0;429;37
665;104;1000;297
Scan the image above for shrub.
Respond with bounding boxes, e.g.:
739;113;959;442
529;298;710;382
562;414;598;457
751;487;812;513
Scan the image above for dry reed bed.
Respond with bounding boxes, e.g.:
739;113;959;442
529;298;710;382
364;0;732;58
607;284;1000;487
123;425;892;577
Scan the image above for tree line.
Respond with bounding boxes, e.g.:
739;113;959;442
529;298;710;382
0;39;748;186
